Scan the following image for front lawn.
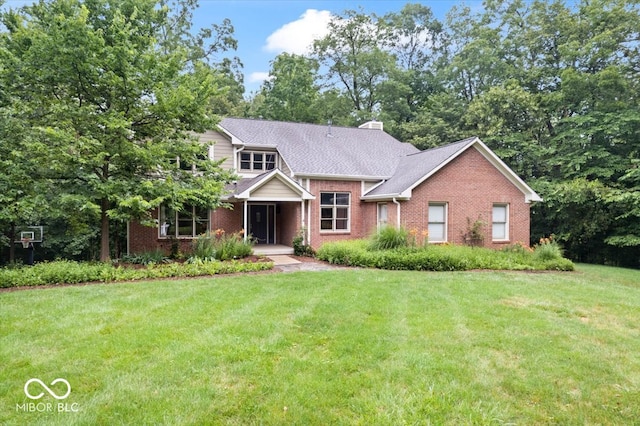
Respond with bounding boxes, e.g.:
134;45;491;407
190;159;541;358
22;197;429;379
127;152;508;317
1;265;638;424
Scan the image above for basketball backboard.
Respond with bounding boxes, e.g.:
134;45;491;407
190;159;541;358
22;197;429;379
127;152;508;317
14;226;44;243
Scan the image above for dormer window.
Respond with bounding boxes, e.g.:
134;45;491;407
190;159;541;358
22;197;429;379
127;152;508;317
240;151;276;171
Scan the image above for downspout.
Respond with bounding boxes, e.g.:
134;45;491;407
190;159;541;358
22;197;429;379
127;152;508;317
393;198;401;228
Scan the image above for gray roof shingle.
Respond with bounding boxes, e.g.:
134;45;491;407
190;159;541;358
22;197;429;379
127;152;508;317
219;117;419;178
365;138;477;197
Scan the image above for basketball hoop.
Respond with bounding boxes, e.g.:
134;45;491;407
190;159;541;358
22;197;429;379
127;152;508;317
21;238;31;249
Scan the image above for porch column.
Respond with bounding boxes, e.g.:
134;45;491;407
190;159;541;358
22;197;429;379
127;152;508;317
243;200;248;242
300;200;305;244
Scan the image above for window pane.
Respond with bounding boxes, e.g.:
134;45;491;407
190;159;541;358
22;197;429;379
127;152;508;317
428;224;445;241
253;153;263;170
336;207;348;219
321;220;333;230
320;193;334;205
240;153;251;161
493;205;507;222
321;208;333;219
240;161;250;170
492;224;506;240
335;193;350;205
178;220;193;236
265;154;276;170
429;204;445;222
335;219;348;230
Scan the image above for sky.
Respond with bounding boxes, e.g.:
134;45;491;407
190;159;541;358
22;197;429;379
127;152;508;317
1;0;481;95
191;1;479;95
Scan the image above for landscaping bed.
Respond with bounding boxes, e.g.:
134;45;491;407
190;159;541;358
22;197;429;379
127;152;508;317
0;258;273;288
316;239;574;271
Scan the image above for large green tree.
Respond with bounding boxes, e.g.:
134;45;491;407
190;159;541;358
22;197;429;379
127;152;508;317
256;53;320;123
1;0;237;261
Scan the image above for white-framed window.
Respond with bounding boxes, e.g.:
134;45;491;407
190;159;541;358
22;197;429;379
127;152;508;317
159;205;209;238
377;203;388;229
428;203;447;242
240;151;276;171
320;192;350;232
177;146;212;172
492;204;509;241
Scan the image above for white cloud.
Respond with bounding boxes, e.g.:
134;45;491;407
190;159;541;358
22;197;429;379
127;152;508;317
248;72;271;84
264;9;332;54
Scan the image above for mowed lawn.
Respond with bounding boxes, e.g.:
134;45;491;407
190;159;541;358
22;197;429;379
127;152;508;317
1;265;639;425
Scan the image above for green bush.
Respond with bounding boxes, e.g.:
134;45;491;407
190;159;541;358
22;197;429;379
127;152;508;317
317;240;575;272
370;226;409;250
190;230;254;262
121;249;170;265
534;237;564;261
293;229;315;257
0;259;273;288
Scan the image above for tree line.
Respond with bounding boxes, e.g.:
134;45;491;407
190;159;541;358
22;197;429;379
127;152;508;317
1;0;638;267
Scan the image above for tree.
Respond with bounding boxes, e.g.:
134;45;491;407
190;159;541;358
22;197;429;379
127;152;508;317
312;9;397;117
1;0;237;261
256;53;320;123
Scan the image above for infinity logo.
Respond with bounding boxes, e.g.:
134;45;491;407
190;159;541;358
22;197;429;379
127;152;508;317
24;378;71;400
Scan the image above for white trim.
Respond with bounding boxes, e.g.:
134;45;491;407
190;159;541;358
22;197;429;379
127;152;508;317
319;191;351;233
492;203;510;242
360;138;543;204
428;202;448;243
236;169;315;201
377;202;389;229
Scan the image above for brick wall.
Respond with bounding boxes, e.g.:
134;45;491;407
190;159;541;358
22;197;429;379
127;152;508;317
401;147;531;248
307;180;376;250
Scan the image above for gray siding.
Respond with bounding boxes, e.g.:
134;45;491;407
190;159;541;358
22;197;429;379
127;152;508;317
200;130;234;170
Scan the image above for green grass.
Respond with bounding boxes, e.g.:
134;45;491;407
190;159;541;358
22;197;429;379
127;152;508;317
1;264;639;424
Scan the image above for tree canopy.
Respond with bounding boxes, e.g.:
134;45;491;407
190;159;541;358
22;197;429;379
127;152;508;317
0;0;238;261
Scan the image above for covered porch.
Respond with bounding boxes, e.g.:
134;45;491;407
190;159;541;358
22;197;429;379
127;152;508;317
223;169;315;250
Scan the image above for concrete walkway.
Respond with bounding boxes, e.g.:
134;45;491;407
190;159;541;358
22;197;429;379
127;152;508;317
267;255;342;272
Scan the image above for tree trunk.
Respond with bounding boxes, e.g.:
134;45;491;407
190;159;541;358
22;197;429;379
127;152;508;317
8;222;16;264
100;198;110;262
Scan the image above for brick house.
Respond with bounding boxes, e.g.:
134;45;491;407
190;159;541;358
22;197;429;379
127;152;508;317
128;118;542;254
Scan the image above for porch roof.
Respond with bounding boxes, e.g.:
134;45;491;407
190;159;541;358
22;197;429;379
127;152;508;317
224;169;315;202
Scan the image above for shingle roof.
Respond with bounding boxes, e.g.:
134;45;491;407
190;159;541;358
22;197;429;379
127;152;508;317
365;138;478;197
219;117;420;178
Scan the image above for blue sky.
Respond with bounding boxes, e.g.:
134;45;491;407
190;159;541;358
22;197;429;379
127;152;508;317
191;1;478;95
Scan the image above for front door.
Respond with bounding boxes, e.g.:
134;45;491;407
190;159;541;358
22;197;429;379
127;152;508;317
249;204;275;244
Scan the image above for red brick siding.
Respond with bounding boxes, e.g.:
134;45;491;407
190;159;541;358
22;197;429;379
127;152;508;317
307;180;376;250
402;147;531;248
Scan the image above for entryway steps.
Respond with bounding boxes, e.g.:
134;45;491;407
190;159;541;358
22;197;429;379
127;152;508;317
253;244;294;256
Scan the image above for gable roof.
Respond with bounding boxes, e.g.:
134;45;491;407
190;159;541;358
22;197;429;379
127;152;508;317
219;117;420;179
363;137;543;203
225;168;315;201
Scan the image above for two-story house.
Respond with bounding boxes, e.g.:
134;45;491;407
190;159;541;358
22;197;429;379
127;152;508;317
127;118;542;254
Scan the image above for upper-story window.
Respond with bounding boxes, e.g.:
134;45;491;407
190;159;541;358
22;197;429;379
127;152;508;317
177;146;212;172
240;151;276;172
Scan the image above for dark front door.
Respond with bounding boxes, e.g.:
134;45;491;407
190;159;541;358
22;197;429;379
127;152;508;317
249;205;275;244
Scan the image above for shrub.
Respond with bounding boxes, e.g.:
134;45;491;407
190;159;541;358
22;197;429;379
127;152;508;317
121;249;169;265
189;229;254;262
534;236;564;261
317;239;575;272
191;234;217;261
370;226;409;250
0;259;274;288
292;229;315;257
